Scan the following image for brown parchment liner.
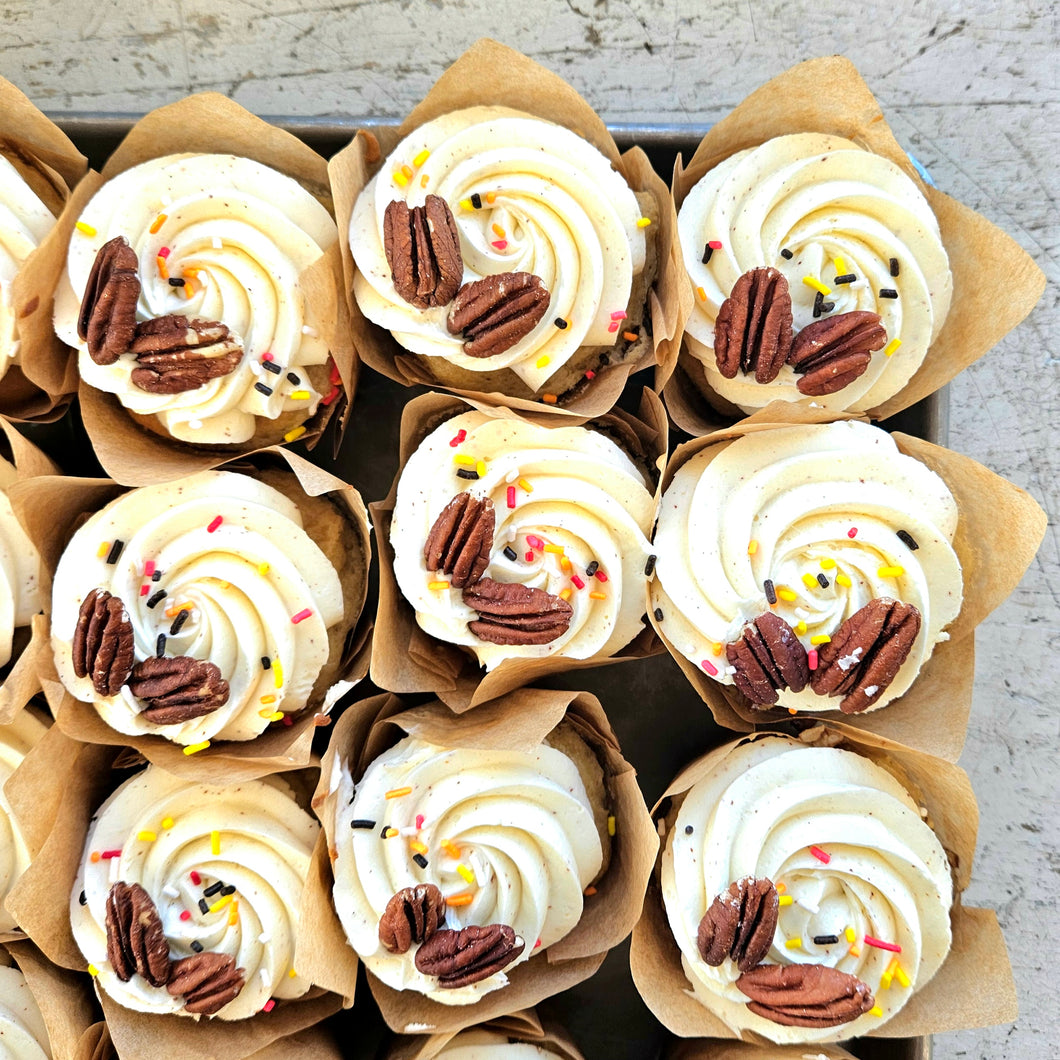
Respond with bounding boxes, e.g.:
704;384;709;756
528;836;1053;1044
7;726;345;1060
330;38;690;421
647;407;1047;760
370;389;668;711
629;724;1017;1042
668;1041;858;1060
300;689;658;1034
661;55;1046;436
386;1008;585;1059
0;76;88;423
8;446;372;782
38;92;357;485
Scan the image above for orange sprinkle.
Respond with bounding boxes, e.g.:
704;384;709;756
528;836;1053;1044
149;213;167;234
560;557;572;572
409;840;429;855
90;851;101;864
622;331;639;341
446;893;474;907
542;394;558;405
164;602;194;618
491;223;506;238
441;839;461;859
420;173;429;188
157;256;169;280
584;886;597;896
385;786;412;800
485;191;497;204
589;591;607;600
711;642;723;656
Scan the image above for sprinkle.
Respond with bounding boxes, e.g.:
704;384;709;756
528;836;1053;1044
485;191;497;204
207;515;223;533
526;534;544;550
506;485;516;509
559;588;572;601
449;429;467;448
833;273;857;285
878;565;905;578
169;610;190;636
165;602;194;618
814;934;840;945
259;708;278;718
584;886;597;896
636;217;651;227
203;881;224;897
894;963;911;988
503;546;517;562
589;591;606;600
155;633;166;657
456;467;479;479
386;786;413;800
868;1005;883;1018
101;849;122;860
457;864;476;885
701;244;714;264
812;290;825;318
883;337;903;357
785;938;803;950
412;853;429;869
585;368;597;378
453;453;476;467
96;541;109;559
459;198;472;211
383;828;398;839
470;193;482;209
816;573;830;588
585;561;600;577
764;579;777;604
890;257;900;277
491;240;508;251
284;426;307;443
412;148;430;168
289;968;298;978
607;321;620;333
392;169;409;187
644;555;657;576
879;288;898;299
833;256;847;274
152;570;162;582
788;707;798;715
554;317;568;329
258;562;270;575
229;900;240;925
190;871;202;885
525;551;534;563
811;635;831;645
350;819;375;830
156;256;169;280
87;963;99;976
696;285;707;302
594;570;609;585
778;895;794;907
179;909;191;921
157;246;171;260
685;825;694;836
802;573;818;589
570;575;585;590
161;817;174;830
623;331;639;342
711;642;722;655
168;277;186;287
848;527;858;538
410;841;429;856
845;927;857;944
896;529;919;551
254;382;273;397
836;573;852;588
446;894;473;907
262;999;276;1014
795;621;807;635
544;544;564;555
880;957;898;989
106;540;125;564
441;839;461;859
90;852;101;863
776;882;786;893
76;220;98;237
291;608;313;624
607;815;616;836
491;223;506;239
747;539;759;555
190;941;204;953
820;557;836;570
137;831;157;842
780;248;793;259
802;275;831;296
810;845;831;864
210;830;221;855
864;935;901;953
777;588;797;602
518;478;533;493
289;390;311;400
414;814;425;830
183;740;210;756
701;659;718;676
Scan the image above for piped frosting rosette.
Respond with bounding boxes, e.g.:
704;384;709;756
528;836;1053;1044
0;961;51;1058
53;153;337;444
351;106;646;393
390;410;655;671
679;133;951;412
330;734;602;1005
661;735;953;1043
651;421;961;714
0;456;41;670
70;765;318;1020
433;1029;560;1057
0;154;57;387
50;470;344;745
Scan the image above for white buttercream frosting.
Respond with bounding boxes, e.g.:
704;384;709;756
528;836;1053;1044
679;133;951;412
350;106;645;391
53;153;336;444
329;734;602;1005
651;421;961;713
0;963;51;1059
0;456;41;670
70;765;318;1020
434;1030;558;1058
390;410;655;670
50;470;344;744
661;735;953;1044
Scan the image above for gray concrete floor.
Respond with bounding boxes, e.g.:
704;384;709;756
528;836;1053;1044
3;2;1056;1057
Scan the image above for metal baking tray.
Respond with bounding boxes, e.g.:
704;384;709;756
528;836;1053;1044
35;117;938;1060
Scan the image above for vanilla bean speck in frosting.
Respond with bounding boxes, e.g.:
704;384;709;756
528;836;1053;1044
0;456;40;671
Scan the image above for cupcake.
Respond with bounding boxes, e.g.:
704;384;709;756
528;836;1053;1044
651;421;961;717
0;953;53;1054
0;452;41;672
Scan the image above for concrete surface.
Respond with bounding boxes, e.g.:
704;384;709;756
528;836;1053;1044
2;2;1056;1057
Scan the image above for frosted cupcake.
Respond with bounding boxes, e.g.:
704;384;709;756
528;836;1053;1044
0;454;40;672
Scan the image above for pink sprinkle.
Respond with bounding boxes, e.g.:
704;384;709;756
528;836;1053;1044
180;910;191;921
207;516;223;533
610;310;627;321
291;608;313;624
140;585;149;596
808;649;818;671
607;321;619;332
491;240;508;250
848;527;858;538
507;485;516;509
594;570;608;583
261;352;274;362
415;814;425;830
864;935;902;953
282;715;293;727
533;938;542;949
158;246;171;259
262;999;276;1014
525;550;534;562
584;369;595;380
701;659;718;676
571;575;585;590
708;240;723;249
144;560;156;577
810;845;831;864
101;849;122;860
190;871;201;885
526;535;543;550
321;385;341;406
449;429;467;448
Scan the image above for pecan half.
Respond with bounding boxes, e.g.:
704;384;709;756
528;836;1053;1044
447;272;550;358
414;924;524;988
811;598;921;713
127;655;230;724
378;884;446;954
383;195;463;309
129;316;244;394
78;236;141;365
424;493;494;588
72;589;135;697
726;613;809;707
698;876;779;973
462;576;573;646
105;882;171;987
714;267;793;383
736;963;875;1028
789;311;887;396
167;952;245;1016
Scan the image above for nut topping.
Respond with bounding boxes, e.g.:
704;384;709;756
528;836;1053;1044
127;655;230;725
414;924;525;988
811;598;921;713
714;267;793;383
698;876;779;973
72;589;135;697
105;882;171;987
424;493;495;588
167;952;245;1016
462;576;573;646
129;316;244;395
726;613;809;707
78;236;141;365
447;272;550;358
383;195;463;309
736;962;875;1028
378;884;446;954
788;310;887;396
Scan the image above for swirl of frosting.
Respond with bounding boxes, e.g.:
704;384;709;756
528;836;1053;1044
351;106;646;391
679;133;952;412
651;422;961;713
391;411;655;670
434;1030;560;1058
661;735;953;1043
50;470;344;744
70;765;319;1020
0;457;41;670
329;735;603;1005
53;153;337;444
0;154;57;388
0;963;52;1059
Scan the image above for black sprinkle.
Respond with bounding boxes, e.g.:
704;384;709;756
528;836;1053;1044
897;529;920;550
169;610;190;636
817;573;830;588
653;607;664;622
220;884;236;896
812;290;824;318
79;890;87;905
764;579;777;605
350;819;376;830
167;277;186;287
287;372;301;385
833;273;856;285
890;257;900;277
105;540;124;564
813;934;840;946
879;288;898;299
261;656;272;670
151;570;163;582
821;301;835;313
254;381;274;396
470;193;482;209
147;589;166;609
155;633;166;658
701;244;714;264
554;317;568;330
502;546;518;562
198;898;209;915
412;853;429;869
456;468;479;480
261;359;281;375
191;941;204;953
644;554;657;576
585;560;600;577
203;881;224;897
684;824;694;835
780;248;793;260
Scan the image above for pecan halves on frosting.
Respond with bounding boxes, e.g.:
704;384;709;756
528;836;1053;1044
414;924;525;988
424;493;495;588
447;272;551;358
736;962;875;1028
72;588;135;696
714;267;793;383
378;884;446;954
167;952;245;1016
698;876;779;972
462;576;573;646
788;310;887;396
384;195;463;309
127;655;230;724
129;316;244;395
105;881;171;987
811;598;921;713
77;236;141;365
726;612;809;706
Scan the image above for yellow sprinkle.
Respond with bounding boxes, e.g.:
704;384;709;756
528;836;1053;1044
284;425;307;443
208;894;233;914
778;894;794;906
420;174;429;188
485;191;497;204
384;828;399;839
137;831;157;842
820;557;836;570
446;893;473;907
392;169;409;187
412;148;430;167
258;562;270;575
884;337;902;357
802;275;831;296
385;786;412;800
441;839;461;859
457;864;476;885
845;927;856;943
636;217;651;228
811;635;831;645
833;256;847;275
260;695;276;705
558;588;572;601
459;198;473;211
543;543;564;554
802;573;819;589
589;591;607;600
161;817;174;830
273;661;283;688
696;285;707;301
518;478;533;493
535;354;551;369
795;621;807;635
607;815;616;836
267;712;283;722
150;213;168;234
849;945;861;957
453;454;476;466
87;964;99;977
869;1005;883;1018
878;565;905;578
75;221;97;237
97;541;110;558
836;572;852;588
747;539;759;555
894;964;911;988
211;830;221;855
259;708;277;718
228;899;239;925
785;937;802;950
289;390;311;400
492;223;506;238
288;968;298;978
410;840;429;855
881;956;899;989
542;394;558;405
777;588;798;602
183;741;210;756
428;580;451;591
711;642;723;656
476;460;487;478
560;556;572;572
